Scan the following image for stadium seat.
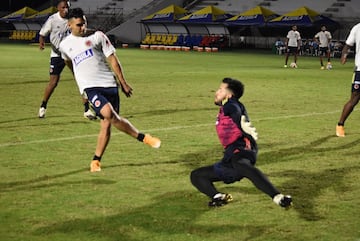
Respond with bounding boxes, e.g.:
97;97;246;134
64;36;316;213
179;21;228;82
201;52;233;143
149;34;157;44
8;30;16;40
141;33;151;44
166;34;178;45
160;34;167;45
154;34;162;44
175;34;184;46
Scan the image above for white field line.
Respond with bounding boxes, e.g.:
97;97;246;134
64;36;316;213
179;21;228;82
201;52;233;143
0;110;341;148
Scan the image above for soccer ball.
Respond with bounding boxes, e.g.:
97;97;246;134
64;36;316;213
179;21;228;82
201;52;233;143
290;62;297;68
326;63;332;70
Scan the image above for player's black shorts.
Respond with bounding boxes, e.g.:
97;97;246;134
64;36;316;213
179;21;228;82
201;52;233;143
49;57;65;75
318;47;329;55
351;71;360;92
286;46;298;54
84;87;120;118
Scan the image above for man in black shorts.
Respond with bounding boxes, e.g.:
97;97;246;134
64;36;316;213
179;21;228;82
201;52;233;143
284;25;301;68
38;0;95;120
314;25;332;70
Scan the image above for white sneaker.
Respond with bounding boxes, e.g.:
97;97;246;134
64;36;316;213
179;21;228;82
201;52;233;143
38;107;46;118
84;109;97;120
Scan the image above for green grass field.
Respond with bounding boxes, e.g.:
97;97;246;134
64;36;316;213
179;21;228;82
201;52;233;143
0;43;359;241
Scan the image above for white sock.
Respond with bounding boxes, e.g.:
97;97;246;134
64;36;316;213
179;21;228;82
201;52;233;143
273;194;284;205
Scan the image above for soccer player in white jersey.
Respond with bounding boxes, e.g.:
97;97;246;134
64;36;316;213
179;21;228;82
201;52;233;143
336;23;360;137
284;25;301;68
314;25;332;70
59;8;161;172
38;0;95;120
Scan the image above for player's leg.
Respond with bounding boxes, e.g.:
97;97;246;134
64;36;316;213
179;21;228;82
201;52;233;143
327;47;331;63
233;158;279;197
190;165;221;198
82;97;97;120
232;157;292;208
284;50;290;67
337;91;360;135
337;72;360;137
294;48;298;64
38;57;65;118
86;87;160;148
190;165;232;207
90;116;111;172
319;50;324;68
38;74;60;118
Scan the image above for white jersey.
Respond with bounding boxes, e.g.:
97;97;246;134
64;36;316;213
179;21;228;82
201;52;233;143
59;31;117;94
39;12;70;57
315;31;332;47
286;30;301;47
345;23;360;71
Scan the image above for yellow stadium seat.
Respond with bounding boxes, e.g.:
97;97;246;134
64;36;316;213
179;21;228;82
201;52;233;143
141;33;151;44
9;30;16;40
154;34;162;44
160;34;167;45
149;34;157;44
167;34;178;45
14;31;21;40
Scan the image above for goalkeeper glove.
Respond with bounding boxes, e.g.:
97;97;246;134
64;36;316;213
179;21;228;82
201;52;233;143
240;115;258;141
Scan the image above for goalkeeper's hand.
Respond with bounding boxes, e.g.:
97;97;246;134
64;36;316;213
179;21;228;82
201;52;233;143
240;115;258;141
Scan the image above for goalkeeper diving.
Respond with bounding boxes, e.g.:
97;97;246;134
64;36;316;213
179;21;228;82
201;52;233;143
190;77;292;208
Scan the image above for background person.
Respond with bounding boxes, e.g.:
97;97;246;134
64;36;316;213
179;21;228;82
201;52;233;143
38;0;95;119
284;25;301;68
314;25;332;69
59;8;161;172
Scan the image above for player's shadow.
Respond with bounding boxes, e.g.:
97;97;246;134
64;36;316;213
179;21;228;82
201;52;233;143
270;165;359;221
0;167;117;193
34;190;273;241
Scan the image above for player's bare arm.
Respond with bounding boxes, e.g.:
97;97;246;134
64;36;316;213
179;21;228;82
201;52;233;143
107;54;133;97
341;44;350;65
64;59;74;75
39;35;46;50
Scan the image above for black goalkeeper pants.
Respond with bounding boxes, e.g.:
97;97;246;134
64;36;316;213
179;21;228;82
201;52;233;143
190;156;280;199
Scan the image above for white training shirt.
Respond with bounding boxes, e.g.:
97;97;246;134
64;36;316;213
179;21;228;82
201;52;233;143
286;30;301;47
315;30;332;47
59;31;117;94
39;12;70;57
345;23;360;71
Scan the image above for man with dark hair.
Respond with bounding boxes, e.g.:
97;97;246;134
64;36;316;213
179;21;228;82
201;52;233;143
38;0;95;120
314;25;332;70
59;8;161;172
284;25;301;68
190;77;292;208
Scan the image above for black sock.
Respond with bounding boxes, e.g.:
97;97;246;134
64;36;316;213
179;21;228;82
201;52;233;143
137;133;145;142
93;155;101;161
41;101;47;108
84;102;89;112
